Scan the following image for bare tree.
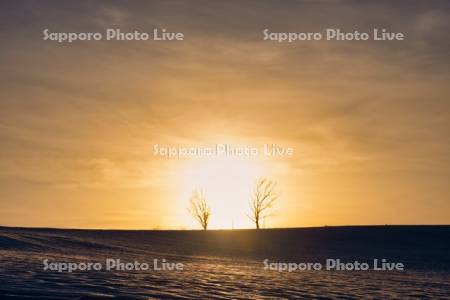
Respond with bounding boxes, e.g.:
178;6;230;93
188;189;211;230
248;178;279;229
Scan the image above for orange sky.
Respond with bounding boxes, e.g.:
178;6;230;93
0;1;449;229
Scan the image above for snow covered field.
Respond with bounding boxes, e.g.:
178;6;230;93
0;226;448;299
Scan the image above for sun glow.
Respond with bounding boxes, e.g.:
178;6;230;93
179;155;267;229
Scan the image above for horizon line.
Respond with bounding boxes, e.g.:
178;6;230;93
1;224;449;232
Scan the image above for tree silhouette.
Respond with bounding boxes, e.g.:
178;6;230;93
248;178;279;229
188;189;211;230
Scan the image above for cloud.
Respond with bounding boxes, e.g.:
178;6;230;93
0;0;449;227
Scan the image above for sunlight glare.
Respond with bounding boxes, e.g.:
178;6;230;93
180;155;267;229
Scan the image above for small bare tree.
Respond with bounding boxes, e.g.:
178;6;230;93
248;178;279;229
188;189;211;230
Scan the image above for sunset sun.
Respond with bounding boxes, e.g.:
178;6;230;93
180;155;267;229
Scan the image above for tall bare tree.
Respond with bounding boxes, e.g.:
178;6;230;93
188;189;211;230
248;178;279;229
